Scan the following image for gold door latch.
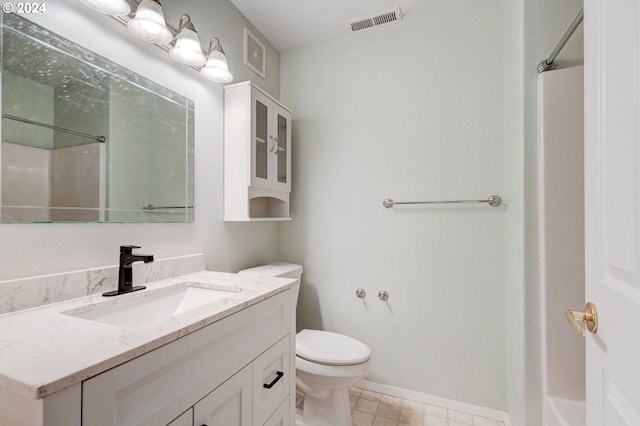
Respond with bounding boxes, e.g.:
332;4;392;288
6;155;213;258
565;302;598;337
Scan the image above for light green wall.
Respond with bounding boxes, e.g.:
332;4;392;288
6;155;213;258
279;0;584;417
280;2;506;409
503;0;527;424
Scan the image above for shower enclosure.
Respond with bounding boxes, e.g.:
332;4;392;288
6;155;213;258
538;66;585;426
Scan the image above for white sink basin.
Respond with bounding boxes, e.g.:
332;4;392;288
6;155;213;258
64;282;240;328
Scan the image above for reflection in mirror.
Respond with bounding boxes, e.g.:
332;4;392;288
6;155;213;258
0;13;194;223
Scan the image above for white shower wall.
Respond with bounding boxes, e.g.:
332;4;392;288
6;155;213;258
280;2;505;409
538;66;585;426
0;142;50;222
50;143;104;222
0;142;103;222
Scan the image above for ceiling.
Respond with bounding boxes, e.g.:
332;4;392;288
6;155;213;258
229;0;493;52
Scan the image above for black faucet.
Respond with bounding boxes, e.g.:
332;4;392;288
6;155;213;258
103;245;154;297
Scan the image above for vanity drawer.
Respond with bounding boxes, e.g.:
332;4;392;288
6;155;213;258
253;336;290;426
82;290;289;426
263;397;291;426
167;409;192;426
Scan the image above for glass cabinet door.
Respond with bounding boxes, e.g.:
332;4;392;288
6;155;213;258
250;87;291;192
251;89;272;188
255;100;268;180
272;104;291;192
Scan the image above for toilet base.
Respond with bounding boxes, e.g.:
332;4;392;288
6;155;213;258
298;388;352;426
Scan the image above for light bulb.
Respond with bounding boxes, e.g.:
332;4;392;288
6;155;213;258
200;38;233;83
127;0;172;44
169;15;206;67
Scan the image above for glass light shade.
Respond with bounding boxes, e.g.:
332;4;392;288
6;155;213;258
80;0;130;16
127;0;172;44
200;48;233;83
170;28;206;67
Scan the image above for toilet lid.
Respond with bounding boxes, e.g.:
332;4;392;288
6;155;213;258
296;329;371;366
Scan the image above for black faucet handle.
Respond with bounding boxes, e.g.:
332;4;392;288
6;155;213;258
120;245;141;254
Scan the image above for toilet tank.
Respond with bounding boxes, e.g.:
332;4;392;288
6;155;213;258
238;262;303;305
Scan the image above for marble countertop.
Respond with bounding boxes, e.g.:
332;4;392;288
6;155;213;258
0;271;297;400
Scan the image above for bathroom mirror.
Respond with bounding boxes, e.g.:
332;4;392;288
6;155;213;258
0;13;194;223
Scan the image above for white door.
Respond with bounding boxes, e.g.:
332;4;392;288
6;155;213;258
584;0;640;424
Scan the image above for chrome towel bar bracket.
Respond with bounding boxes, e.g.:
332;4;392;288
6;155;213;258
383;195;502;208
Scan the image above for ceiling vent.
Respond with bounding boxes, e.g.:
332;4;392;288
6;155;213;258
346;7;403;33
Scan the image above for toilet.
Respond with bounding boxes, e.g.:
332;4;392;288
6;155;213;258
238;262;372;426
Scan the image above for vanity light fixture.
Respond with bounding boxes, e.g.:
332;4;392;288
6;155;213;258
127;0;172;44
80;0;234;83
79;0;130;16
200;37;233;83
169;14;206;67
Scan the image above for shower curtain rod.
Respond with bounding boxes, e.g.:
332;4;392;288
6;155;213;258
2;114;106;143
538;8;584;73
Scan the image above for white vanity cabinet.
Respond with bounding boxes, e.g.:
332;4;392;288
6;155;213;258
167;409;193;426
82;290;293;426
224;81;292;221
193;364;252;426
263;398;291;426
0;272;298;426
192;336;290;426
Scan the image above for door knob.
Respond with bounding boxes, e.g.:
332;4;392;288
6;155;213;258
565;302;598;337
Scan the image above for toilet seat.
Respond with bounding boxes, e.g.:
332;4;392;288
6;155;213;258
297;329;371;366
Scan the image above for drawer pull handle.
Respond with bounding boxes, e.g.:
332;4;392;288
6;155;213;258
263;371;284;389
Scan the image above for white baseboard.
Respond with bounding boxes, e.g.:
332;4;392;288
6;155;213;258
357;380;511;426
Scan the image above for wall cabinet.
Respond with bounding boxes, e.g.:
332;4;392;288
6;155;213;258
224;82;292;221
248;87;291;194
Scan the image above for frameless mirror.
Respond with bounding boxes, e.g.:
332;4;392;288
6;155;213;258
0;13;194;223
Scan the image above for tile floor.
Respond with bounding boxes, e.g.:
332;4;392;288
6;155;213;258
349;388;505;426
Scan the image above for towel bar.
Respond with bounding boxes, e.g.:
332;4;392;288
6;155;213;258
382;195;502;208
